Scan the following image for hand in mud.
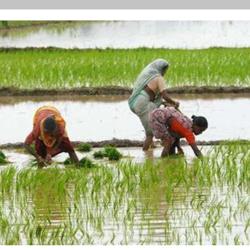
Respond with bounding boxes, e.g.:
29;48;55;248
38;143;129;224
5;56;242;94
177;147;184;155
174;101;180;109
45;154;52;164
37;156;47;168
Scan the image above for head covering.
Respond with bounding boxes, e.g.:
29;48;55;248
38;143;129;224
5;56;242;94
128;59;169;107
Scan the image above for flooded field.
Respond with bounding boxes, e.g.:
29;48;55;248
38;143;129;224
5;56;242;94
0;143;249;244
2;144;212;169
0;94;249;245
1;19;249;246
1;21;250;49
0;95;249;144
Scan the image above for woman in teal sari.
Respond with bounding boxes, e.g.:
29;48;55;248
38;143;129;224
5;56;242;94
128;59;179;151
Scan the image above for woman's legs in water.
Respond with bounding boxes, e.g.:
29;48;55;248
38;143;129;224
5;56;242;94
143;134;154;151
130;92;157;151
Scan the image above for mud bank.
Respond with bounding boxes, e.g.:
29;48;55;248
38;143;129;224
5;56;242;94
0;21;74;32
1;139;249;150
1;86;250;96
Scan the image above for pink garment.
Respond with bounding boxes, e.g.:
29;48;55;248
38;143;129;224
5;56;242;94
149;107;192;142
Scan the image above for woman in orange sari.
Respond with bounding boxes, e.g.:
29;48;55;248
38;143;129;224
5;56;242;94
24;106;79;167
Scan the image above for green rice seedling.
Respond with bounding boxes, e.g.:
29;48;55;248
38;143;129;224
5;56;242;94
244;218;250;234
0;166;16;196
64;157;94;168
77;143;92;152
64;158;73;165
0;141;249;245
234;234;241;245
93;150;105;159
1;47;250;89
0;157;7;165
0;151;6;159
79;157;96;168
0;21;75;29
0;151;8;165
103;146;122;161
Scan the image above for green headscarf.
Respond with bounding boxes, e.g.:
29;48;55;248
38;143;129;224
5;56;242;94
128;59;169;108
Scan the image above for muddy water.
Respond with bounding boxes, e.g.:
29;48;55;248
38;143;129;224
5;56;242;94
1;146;248;244
1;95;248;245
2;144;211;168
0;95;249;144
1;21;250;49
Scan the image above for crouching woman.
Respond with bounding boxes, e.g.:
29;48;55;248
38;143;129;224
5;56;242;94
24;105;79;167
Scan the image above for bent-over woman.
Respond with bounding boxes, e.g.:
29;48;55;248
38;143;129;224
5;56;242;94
24;105;79;167
128;59;179;151
149;107;208;158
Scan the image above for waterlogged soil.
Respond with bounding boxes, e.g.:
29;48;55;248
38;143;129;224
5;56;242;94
0;145;249;244
1;86;250;96
0;95;250;144
2;145;212;168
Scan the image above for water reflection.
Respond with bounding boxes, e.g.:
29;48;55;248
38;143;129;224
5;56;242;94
0;96;249;144
1;21;250;49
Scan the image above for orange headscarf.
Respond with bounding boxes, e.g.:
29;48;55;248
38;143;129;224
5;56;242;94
33;106;67;148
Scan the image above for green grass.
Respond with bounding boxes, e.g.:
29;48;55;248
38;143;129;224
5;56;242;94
0;48;250;89
0;151;7;165
64;157;96;168
0;21;74;29
93;150;105;159
103;146;123;161
0;21;45;29
93;146;122;161
0;151;6;159
0;142;249;244
77;143;92;152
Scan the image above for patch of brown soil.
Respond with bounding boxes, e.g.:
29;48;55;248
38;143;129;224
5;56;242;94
1;139;249;150
1;86;250;97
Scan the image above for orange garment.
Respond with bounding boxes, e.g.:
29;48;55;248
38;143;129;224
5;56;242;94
169;118;195;145
25;106;67;151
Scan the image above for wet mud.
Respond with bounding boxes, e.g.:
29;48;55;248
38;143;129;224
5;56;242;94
1;86;250;97
1;139;249;150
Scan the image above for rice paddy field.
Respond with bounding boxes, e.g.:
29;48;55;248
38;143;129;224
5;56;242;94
0;21;250;245
0;142;249;244
0;47;250;89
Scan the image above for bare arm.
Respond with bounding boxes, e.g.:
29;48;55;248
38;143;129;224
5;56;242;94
161;90;179;108
190;143;203;158
161;139;172;157
24;144;38;158
69;151;79;165
155;76;179;108
24;144;46;167
175;139;184;155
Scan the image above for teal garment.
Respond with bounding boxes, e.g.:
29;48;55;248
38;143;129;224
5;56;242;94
131;90;158;136
128;59;169;136
128;58;168;110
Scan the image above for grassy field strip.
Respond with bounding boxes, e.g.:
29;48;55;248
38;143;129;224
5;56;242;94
0;48;250;89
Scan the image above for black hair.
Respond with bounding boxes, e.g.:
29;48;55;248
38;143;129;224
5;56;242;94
191;115;208;129
43;116;57;133
161;64;169;76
